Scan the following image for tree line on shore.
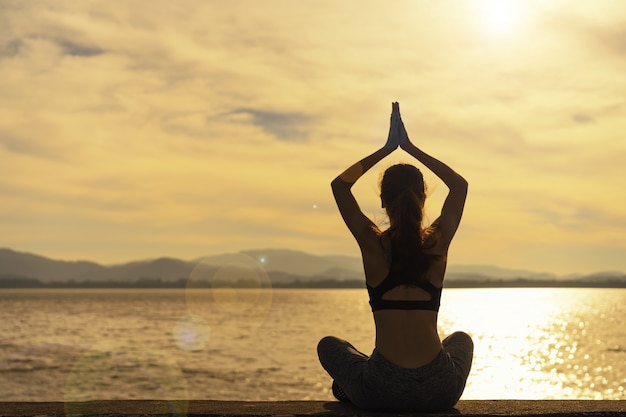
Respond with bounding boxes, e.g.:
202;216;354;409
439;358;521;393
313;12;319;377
1;274;625;288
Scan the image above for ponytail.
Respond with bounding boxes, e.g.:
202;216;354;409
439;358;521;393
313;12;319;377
386;188;423;251
380;164;437;284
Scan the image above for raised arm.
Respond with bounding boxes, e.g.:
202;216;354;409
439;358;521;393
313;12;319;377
397;109;468;250
331;103;400;247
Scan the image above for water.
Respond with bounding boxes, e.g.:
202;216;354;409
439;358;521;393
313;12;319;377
0;288;624;402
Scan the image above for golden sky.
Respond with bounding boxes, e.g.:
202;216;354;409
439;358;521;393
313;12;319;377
1;0;625;275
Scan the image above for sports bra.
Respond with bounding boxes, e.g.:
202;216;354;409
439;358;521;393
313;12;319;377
366;256;442;312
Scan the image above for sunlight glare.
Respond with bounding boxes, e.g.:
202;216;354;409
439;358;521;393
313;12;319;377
480;0;525;37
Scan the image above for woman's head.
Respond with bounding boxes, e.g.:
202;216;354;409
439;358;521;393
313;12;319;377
379;164;434;282
380;164;426;220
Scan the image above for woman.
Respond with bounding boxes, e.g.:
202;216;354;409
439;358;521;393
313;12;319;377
317;102;473;412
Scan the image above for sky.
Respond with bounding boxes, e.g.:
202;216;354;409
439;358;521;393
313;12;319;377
1;0;625;275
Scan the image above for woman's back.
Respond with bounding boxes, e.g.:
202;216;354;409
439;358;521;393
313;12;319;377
363;237;446;368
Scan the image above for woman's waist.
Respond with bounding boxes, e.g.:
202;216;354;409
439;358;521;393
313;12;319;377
374;328;442;368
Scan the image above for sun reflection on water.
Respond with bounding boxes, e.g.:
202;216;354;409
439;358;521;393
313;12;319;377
439;288;625;399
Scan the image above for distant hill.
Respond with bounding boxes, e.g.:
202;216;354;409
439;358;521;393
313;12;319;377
209;248;363;277
0;247;624;288
445;264;558;281
0;248;106;282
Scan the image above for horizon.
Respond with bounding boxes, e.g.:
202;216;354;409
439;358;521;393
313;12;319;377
2;1;626;276
3;246;625;278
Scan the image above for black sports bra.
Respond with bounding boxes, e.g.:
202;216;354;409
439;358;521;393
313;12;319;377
366;258;442;312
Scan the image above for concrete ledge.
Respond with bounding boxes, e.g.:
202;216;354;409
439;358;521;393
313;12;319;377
0;400;624;417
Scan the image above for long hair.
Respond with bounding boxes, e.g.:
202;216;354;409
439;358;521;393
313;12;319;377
380;164;438;284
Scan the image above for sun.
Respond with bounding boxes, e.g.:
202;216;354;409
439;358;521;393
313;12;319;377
479;0;526;37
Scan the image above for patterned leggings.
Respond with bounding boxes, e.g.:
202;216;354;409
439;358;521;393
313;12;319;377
317;332;473;412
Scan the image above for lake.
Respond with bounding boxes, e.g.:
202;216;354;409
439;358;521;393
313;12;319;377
0;288;624;401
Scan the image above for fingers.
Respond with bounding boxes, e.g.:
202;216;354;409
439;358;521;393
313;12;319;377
389;102;410;147
391;102;401;120
386;104;401;150
386;102;406;150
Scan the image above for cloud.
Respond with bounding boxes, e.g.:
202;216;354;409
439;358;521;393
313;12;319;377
0;39;21;58
536;5;626;59
0;131;37;155
56;39;105;57
225;108;312;142
572;113;594;124
584;20;626;57
0;130;70;160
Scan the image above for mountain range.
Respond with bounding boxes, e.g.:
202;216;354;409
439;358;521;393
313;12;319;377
1;247;624;288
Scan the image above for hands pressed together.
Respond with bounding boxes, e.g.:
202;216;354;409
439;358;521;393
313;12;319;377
384;101;412;151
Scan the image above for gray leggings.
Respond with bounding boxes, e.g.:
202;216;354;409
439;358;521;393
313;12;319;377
317;332;473;412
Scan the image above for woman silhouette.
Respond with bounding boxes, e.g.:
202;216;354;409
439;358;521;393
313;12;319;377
318;102;473;412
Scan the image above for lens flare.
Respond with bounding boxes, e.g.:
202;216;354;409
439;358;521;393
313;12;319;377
64;341;188;416
185;254;273;342
173;315;210;352
0;343;87;401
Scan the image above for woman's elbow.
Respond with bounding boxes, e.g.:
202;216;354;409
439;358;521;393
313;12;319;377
460;176;468;190
331;176;347;190
454;176;468;194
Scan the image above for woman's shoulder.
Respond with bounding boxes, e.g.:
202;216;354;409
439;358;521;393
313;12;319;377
424;219;453;256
